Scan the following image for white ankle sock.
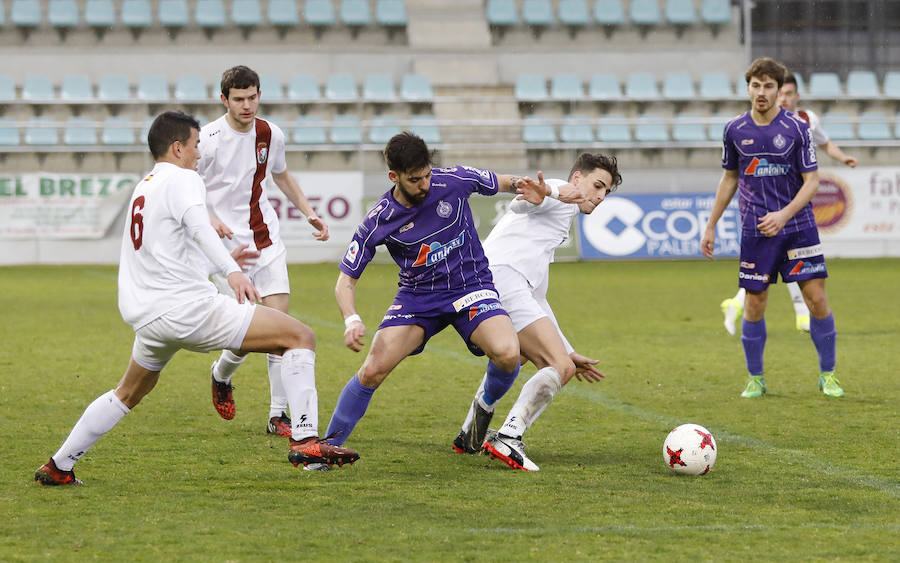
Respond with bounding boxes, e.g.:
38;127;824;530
281;348;318;441
52;390;131;471
499;367;563;439
213;349;246;384
267;353;288;418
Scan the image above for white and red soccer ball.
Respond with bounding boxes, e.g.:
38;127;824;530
663;424;717;475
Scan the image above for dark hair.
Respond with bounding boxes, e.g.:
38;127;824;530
221;65;260;98
384;132;432;174
745;57;787;88
147;111;200;160
783;73;797;88
568;153;622;191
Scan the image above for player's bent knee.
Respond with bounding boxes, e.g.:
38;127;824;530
357;363;388;388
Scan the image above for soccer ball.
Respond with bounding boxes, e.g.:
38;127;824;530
663;423;717;475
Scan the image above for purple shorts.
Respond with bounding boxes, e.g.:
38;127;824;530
378;287;509;356
738;227;828;291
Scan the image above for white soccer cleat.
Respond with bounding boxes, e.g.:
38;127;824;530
720;298;742;336
795;314;810;332
483;433;540;472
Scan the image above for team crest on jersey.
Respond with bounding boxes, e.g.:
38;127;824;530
412;232;465;267
744;157;789;177
773;134;786;149
256;142;268;164
436;200;452;218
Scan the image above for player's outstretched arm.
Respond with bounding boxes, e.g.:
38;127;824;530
335;272;366;352
272;170;330;241
701;169;739;259
570;351;604;383
822;141;858;168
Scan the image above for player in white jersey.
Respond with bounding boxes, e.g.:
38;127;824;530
34;112;358;486
478;153;623;471
719;72;859;336
198;66;329;438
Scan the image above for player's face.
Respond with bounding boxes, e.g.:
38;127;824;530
747;75;780;115
221;86;259;131
574;168;614;214
176;128;201;171
390;166;432;207
779;83;799;112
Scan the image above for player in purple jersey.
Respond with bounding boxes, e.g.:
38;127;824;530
325;132;584;456
701;57;843;399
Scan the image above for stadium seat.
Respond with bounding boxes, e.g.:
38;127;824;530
22;75;54;102
706;113;730;141
325;74;357;101
408;114;441;144
559;115;594;144
137;75;169;101
550;74;584;101
11;0;42;31
672;114;707;142
48;0;79;30
231;0;262;28
25;118;59;146
292;116;328;145
0;75;16;103
268;0;299;26
820;112;855;141
375;0;407;27
558;0;589;29
625;73;659;100
174;75;208;101
634;114;669;142
259;75;284;101
121;0;153;31
522;0;554;28
808;72;843;99
305;0;335;28
330;114;362;144
882;72;900;98
158;0;190;28
699;72;733;98
522;115;557;144
400;74;434;102
630;0;661;27
64;117;98;146
367;115;399;144
665;0;697;25
701;0;731;24
486;0;518;28
195;0;226;30
856;111;891;140
101;116;136;145
0;118;20;147
596;114;632;143
363;74;397;102
662;72;695;100
60;75;94;101
84;0;116;29
594;0;626;27
515;74;548;101
791;72;805;94
588;73;622;100
340;0;371;30
846;70;880;98
287;74;321;102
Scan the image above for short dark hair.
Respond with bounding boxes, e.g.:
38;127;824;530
147;111;200;160
221;65;260;98
783;73;798;88
745;57;787;88
384;132;432;174
568;153;622;191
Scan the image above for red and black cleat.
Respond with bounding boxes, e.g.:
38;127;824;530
288;437;360;468
34;458;83;486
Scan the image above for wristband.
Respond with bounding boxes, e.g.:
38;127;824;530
548;184;560;200
344;314;362;330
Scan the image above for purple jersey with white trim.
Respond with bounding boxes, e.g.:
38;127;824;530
340;165;500;304
722;108;818;237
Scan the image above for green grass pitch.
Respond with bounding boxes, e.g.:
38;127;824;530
1;259;898;560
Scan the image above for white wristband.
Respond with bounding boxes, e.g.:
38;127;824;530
548;184;560;200
344;314;361;330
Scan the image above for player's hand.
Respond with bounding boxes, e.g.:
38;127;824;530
556;181;586;204
757;210;788;237
230;244;260;272
700;228;716;259
227;271;260;304
308;214;330;242
514;174;546;205
343;319;366;352
211;217;233;239
571;352;604;382
844;155;858;168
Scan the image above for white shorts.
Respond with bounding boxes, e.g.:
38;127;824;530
132;294;257;371
213;244;290;299
490;264;547;332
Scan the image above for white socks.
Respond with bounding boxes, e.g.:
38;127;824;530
212;349;246;384
267;353;288;418
786;282;810;316
52;390;131;471
499;367;563;439
281;348;318;441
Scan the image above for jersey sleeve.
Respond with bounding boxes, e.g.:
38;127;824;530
451;165;500;196
797;120;819;173
721;120;738;170
338;202;386;279
168;170;207;223
269;122;288;175
806;110;830;146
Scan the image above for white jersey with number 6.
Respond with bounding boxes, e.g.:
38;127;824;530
118;162;218;330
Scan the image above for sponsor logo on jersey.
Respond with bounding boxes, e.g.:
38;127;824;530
256;142;268;164
436;200;452;218
433;166;458;173
388;304;403;311
399;222;414;233
468;302;503;320
367;201;386;219
741;138;755;146
143;174;154;182
773;134;786;149
789;261;826;276
740;261;756;269
744;157;790;177
344;240;359;263
787;244;823;260
412;232;465;267
739;271;770;282
452;289;499;312
460;165;492;181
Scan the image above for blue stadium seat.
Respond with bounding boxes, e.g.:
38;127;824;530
634;114;669;142
11;0;42;29
883;72;900;98
22;75;54;102
559;115;594;144
122;0;153;29
268;0;299;26
0;76;16;103
791;73;805;95
287;74;321;101
550;74;584;101
820;112;855;141
706;113;730;141
231;0;262;27
376;0;406;27
808;72;843;99
665;0;696;25
139;117;154;143
408;114;441;144
522;0;554;27
625;73;659;99
48;0;79;29
61;75;94;101
102;116;136;145
305;0;335;27
558;0;589;28
0;119;20;147
25;118;59;146
367;116;399;144
486;0;518;27
85;0;116;29
174;75;208;101
597;114;632;143
699;72;733;98
594;0;626;27
259;75;284;101
158;0;189;27
856;111;891;140
292;116;328;145
330;114;362;144
515;74;548;101
340;0;371;28
363;74;397;102
325;74;358;101
400;74;434;102
137;75;169;101
701;0;731;24
195;0;226;29
846;70;880;98
630;0;661;26
522;115;557;144
662;73;695;100
672;114;707;142
64;117;98;146
588;73;622;100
